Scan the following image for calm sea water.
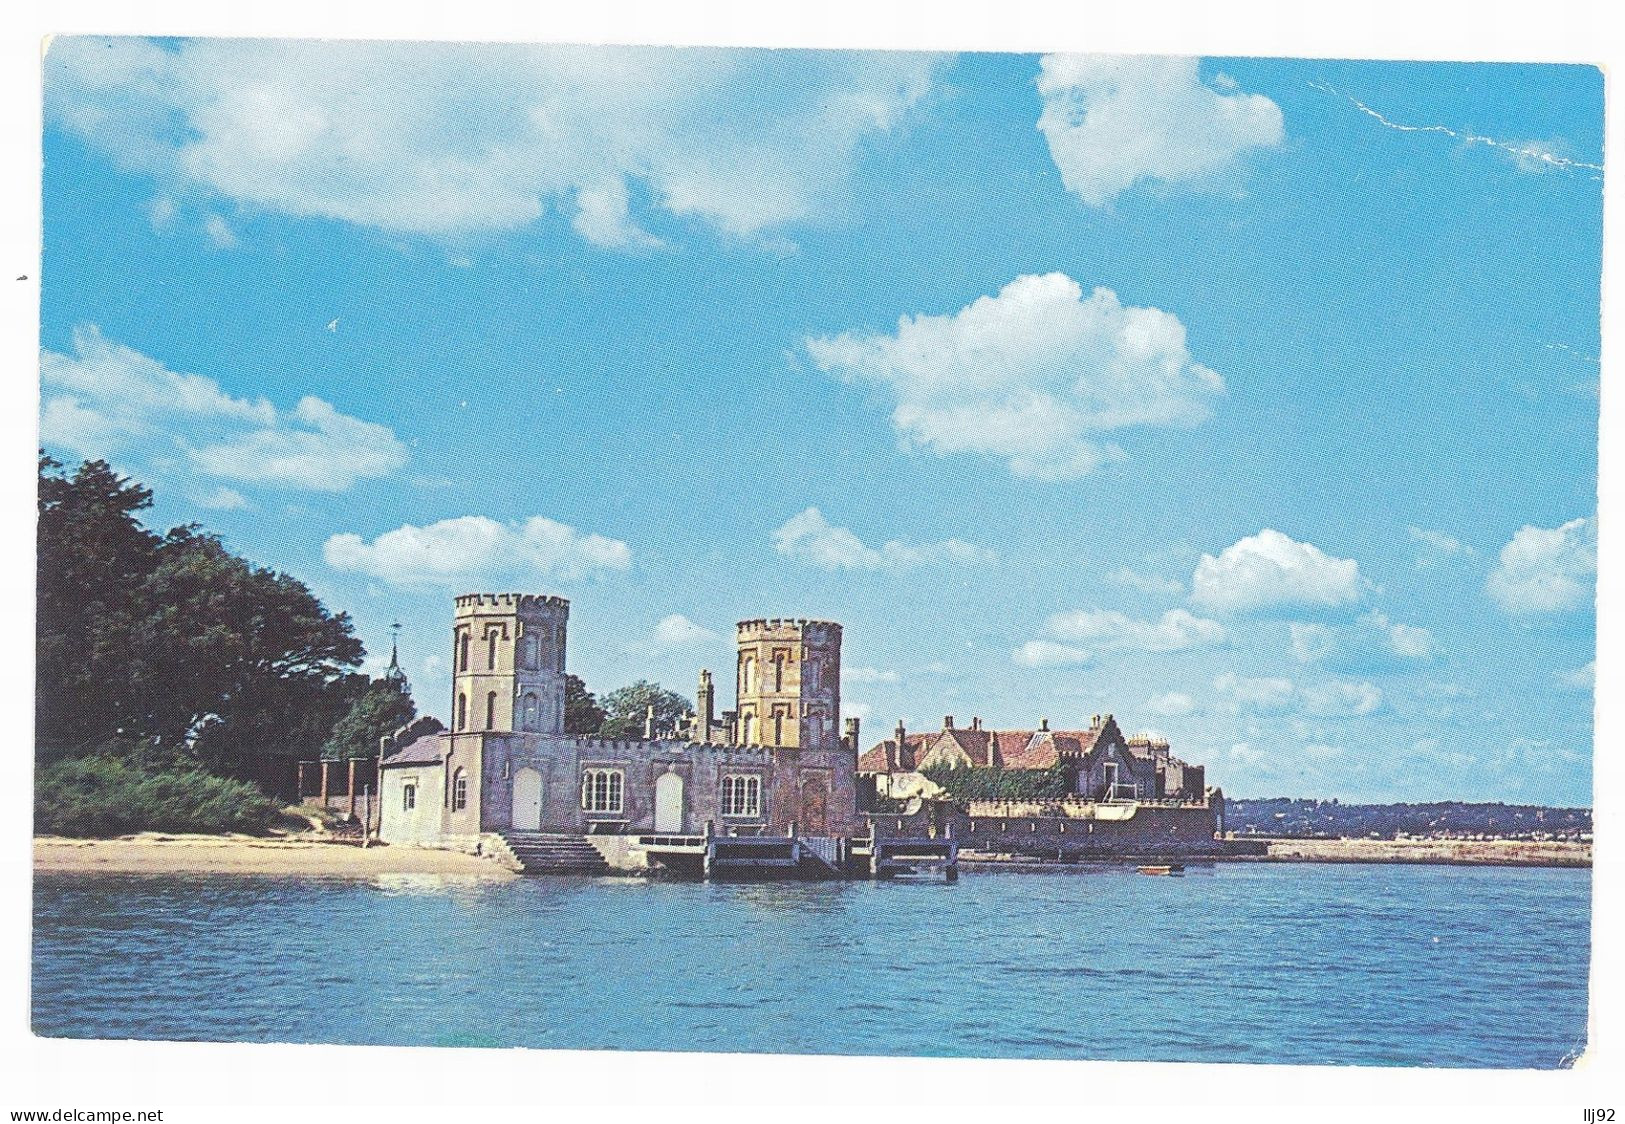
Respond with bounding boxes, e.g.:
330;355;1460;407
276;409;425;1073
32;863;1589;1068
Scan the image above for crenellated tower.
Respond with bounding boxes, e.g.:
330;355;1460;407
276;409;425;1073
451;593;569;735
734;618;841;749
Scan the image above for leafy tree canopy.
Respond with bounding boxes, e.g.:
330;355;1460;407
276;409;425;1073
36;455;395;791
563;673;607;736
599;680;692;739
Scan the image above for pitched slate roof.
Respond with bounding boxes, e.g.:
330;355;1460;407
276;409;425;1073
380;733;447;769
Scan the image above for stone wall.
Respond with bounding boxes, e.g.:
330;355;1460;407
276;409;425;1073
378;762;447;844
865;800;1219;857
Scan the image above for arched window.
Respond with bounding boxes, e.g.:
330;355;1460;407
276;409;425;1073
742;656;756;694
520;634;539;671
452;767;468;811
486;691;498;729
456;693;467;730
458;631;470;672
555;625;566;672
487;631;498;671
522;692;539;731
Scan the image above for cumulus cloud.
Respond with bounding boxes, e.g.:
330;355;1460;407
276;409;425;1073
1557;662;1595;691
1486;517;1597;614
649;614;716;651
46;38;942;248
1214;671;1381;718
324;514;631;589
1036;55;1283;207
1012;640;1092;668
1046;607;1225;652
1190;529;1361;614
1360;610;1435;660
1213;672;1295;709
1146;691;1196;717
772;507;995;571
807;273;1222;480
41;325;406;492
1289;621;1336;664
1409;525;1473;569
1299;679;1383;717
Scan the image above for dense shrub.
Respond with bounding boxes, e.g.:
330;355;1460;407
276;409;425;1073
35;754;282;838
919;764;1073;804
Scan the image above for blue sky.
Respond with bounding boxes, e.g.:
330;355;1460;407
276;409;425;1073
38;40;1601;804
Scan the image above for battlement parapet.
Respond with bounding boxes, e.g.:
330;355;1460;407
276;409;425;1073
736;618;842;640
455;593;570;614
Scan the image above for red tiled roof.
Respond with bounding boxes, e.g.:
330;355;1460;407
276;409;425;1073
858;733;933;773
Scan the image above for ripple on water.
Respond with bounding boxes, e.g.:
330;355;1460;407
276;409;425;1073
30;865;1590;1067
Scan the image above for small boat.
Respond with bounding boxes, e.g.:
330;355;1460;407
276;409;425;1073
1138;863;1185;876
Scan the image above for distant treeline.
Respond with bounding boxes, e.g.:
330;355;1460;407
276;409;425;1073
1227;797;1592;840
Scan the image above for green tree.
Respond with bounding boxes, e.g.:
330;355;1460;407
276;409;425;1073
36;456;163;754
36;456;369;789
321;678;418;760
563;673;607;735
599;680;692;739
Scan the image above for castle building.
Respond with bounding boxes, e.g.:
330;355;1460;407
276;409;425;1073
378;597;861;849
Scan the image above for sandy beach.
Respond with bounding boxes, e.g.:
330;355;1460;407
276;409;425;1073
33;833;518;878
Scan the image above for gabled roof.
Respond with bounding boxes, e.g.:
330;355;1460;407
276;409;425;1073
380;733;447;768
857;733;933;773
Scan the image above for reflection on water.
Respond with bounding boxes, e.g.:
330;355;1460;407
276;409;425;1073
32;863;1590;1068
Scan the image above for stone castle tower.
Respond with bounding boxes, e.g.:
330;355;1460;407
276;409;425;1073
451;593;569;735
734;618;841;749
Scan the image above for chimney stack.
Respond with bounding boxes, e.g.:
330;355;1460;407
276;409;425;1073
644;704;656;739
1040;717;1049;732
943;715;954;730
971;716;982;731
844;715;861;752
696;669;715;741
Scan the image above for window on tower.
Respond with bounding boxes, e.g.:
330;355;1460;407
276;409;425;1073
452;768;468;811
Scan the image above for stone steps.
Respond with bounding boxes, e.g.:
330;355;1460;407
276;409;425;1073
499;831;615;875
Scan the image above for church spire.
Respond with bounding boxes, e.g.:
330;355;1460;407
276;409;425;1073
384;621;407;689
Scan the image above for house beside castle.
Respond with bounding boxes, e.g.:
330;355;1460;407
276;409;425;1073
859;713;1207;804
377;594;862;853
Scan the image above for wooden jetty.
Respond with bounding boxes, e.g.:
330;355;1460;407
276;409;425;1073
639;822;957;882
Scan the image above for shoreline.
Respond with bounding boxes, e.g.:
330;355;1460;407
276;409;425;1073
34;832;1590;878
32;833;517;878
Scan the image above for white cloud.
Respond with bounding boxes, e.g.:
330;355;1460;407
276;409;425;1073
1036;55;1283;207
1107;567;1185;596
1289;621;1336;664
1146;691;1196;717
806;272;1223;480
772;507;995;571
40;325;407;492
193;486;249;510
1191;529;1361;614
649;614;716;651
1409;525;1473;568
202;213;238;248
46;38;942;248
1486;517;1597;614
1012;640;1092;668
324;514;631;589
1046;607;1225;652
1213;672;1294;708
1299;680;1383;717
843;666;900;684
1557;662;1595;691
1360;610;1435;660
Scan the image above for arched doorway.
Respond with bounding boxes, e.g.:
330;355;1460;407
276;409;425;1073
799;777;828;835
654;771;685;833
512;767;543;831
